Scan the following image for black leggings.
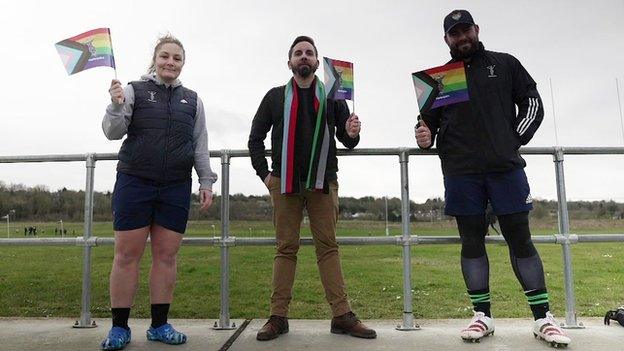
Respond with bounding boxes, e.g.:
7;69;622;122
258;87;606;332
457;212;545;291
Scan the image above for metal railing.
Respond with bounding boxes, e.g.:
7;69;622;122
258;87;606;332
2;146;624;330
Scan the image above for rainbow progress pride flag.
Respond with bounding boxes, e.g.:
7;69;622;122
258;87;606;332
323;57;353;100
55;28;115;75
412;61;468;112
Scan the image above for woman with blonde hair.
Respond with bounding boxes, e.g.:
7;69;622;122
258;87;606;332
100;34;217;350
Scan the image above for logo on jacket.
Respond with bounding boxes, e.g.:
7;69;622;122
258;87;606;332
147;91;157;103
525;194;533;204
180;99;188;104
486;65;497;78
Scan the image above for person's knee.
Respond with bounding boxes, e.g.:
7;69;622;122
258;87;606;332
313;232;338;250
499;212;536;258
153;254;177;268
277;239;300;257
114;247;143;268
314;243;338;262
457;215;487;258
152;246;179;267
508;237;537;258
310;228;338;259
461;235;486;258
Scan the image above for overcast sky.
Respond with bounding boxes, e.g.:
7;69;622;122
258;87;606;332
1;0;624;202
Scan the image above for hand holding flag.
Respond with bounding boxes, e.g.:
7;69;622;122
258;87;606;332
109;79;124;104
346;113;361;138
415;116;432;148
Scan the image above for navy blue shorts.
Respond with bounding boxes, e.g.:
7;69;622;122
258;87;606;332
112;172;191;234
444;168;533;216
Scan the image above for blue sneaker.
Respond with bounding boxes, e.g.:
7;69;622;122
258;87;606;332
101;326;131;350
146;323;187;345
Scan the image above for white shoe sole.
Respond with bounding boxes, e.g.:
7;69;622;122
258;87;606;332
533;332;570;348
461;330;494;343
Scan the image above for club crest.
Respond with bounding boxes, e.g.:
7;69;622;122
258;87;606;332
147;91;157;103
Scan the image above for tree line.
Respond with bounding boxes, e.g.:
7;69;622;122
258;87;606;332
1;182;623;222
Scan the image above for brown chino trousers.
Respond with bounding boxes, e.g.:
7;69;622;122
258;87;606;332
267;176;351;317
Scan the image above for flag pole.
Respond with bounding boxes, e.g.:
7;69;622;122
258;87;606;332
107;28;118;80
351;63;355;114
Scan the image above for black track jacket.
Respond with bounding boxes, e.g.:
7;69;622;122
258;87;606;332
420;43;544;176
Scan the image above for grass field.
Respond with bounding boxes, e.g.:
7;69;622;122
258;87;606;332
1;219;623;320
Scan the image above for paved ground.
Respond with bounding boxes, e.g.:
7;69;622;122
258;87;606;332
0;317;621;350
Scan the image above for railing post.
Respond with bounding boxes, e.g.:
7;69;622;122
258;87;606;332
213;150;236;330
74;153;97;328
396;149;419;330
553;147;583;328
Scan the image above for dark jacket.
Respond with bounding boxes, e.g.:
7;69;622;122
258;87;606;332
248;84;359;183
421;43;544;176
117;80;198;183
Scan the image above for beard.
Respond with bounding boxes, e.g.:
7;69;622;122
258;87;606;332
450;38;479;59
291;63;316;78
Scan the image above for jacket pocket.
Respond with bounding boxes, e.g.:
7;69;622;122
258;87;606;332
267;175;281;192
128;135;147;165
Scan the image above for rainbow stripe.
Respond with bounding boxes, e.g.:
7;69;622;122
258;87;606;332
55;28;115;75
412;61;469;112
323;57;353;100
426;61;468;109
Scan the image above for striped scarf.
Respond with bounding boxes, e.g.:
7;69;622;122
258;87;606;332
280;76;330;194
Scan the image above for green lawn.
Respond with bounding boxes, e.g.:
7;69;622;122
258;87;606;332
0;219;623;320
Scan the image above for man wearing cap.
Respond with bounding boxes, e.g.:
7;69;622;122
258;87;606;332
248;35;376;341
415;10;571;347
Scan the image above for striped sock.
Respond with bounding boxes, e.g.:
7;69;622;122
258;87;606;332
525;289;549;320
468;289;491;317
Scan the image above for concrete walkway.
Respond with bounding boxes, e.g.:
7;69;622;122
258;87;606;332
0;317;621;350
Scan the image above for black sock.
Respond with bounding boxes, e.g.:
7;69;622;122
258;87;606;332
151;303;170;328
468;288;491;317
111;308;130;330
526;289;549;320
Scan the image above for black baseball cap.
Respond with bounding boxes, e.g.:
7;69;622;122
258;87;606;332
444;10;475;33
